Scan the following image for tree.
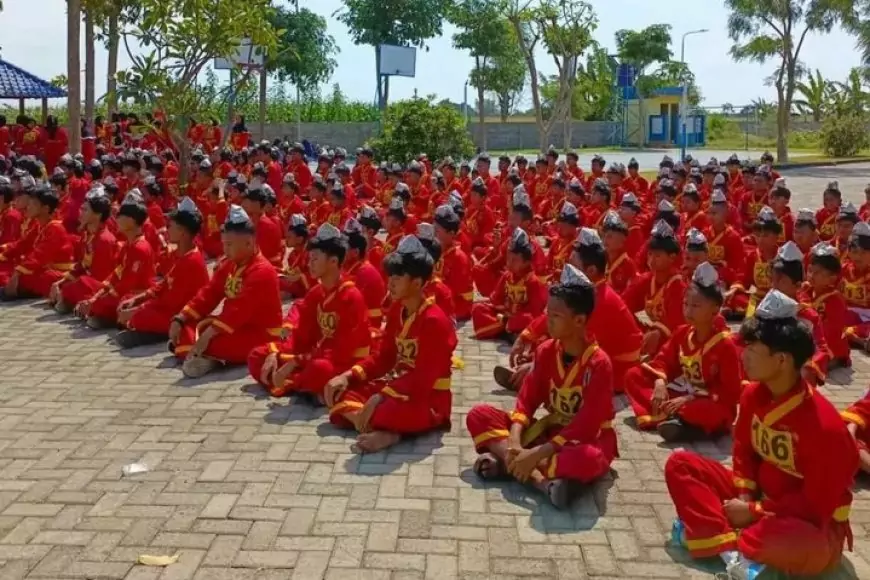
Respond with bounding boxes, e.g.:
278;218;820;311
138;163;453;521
267;6;337;91
794;69;829;121
49;75;70;91
487;22;527;122
371;97;475;163
722;102;735;115
450;1;522;145
84;9;96;128
830;67;869;115
336;0;453;110
507;0;597;150
67;0;82;154
725;0;843;162
615;24;673;147
115;0;278;184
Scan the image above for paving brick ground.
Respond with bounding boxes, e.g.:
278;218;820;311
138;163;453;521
1;163;870;579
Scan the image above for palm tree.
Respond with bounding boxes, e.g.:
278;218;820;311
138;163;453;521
750;98;775;121
830;67;869;115
793;69;828;122
722;102;735;115
67;0;82;154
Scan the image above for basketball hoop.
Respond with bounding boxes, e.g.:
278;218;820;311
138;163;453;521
215;39;264;71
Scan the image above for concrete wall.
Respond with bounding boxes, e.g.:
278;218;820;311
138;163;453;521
259;120;620;151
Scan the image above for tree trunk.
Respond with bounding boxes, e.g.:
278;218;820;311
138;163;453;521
563;87;573;149
67;0;82;155
383;76;390;109
498;94;509;122
84;11;95;130
776;87;789;163
375;46;383;111
106;9;119;116
258;68;267;141
477;85;486;151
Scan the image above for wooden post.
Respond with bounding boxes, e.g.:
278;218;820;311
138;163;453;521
18;99;25;117
41;98;48;124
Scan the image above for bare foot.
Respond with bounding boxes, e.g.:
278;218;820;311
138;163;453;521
353;431;401;453
859;448;870;475
473;452;506;480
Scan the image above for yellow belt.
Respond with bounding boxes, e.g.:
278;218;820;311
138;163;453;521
522;413;612;447
51;263;74;271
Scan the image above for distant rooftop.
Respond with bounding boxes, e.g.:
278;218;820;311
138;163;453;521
0;58;67;99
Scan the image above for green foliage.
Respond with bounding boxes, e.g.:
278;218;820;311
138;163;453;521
371;98;475;163
267;6;337;92
794;69;829;121
615;24;672;72
820;111;870;156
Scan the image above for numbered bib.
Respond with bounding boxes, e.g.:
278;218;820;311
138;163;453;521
750;415;798;476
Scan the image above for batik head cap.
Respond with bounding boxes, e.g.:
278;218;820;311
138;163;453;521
122;189;144;206
85;186;107;202
199;158;212;170
313;223;341;243
59;152;73;164
331;180;344;194
658;178;675;190
226;204;250;225
448;190;463;209
0;176;10;186
811;241;839;257
431;169;444;181
711;190;727;204
512;185;531;209
592;177;609;192
509;228;531;251
508;166;520;179
395;182;410;195
312;174;325;187
143;174;157;186
607;162;622;174
397;235;426;256
335;147;347;157
19;175;35;190
569;177;583;190
755;289;798;320
727;153;741;164
796;208;816;224
682;182;698;195
777;241;803;262
559;264;591;288
603;210;624;228
651;219;675;238
472;176;485;189
177;196;198;214
658;199;675;213
343;217;362;234
560;201;578;219
390;162;403;173
621;192;639;207
839;202;858;218
578;227;602;247
686;228;707;246
854;221;870;237
592;154;605;164
661;154;674;166
692;262;719;287
774;177;787;189
359;205;378;220
417;223;435;241
713;173;726;186
407;160;423;174
708;157;719;166
52;166;65;177
628;156;639;166
289;214;307;228
827;180;840;191
757;206;777;223
389;196;405;211
435;204;456;220
283;173;296;185
658;167;672;178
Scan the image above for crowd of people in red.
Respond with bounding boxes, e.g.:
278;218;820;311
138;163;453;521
2;111;870;579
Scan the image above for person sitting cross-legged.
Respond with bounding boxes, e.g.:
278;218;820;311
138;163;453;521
324;235;458;454
466;265;617;510
114;197;210;349
168;204;283;378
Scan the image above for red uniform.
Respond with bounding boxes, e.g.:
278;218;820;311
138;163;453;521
277;195;305;230
248;279;371;396
681;211;710;236
58;226;119;306
472;270;548;339
841;262;870;342
624;323;741;433
200;198;228;258
605;251;636;296
351;163;377;199
0;206;23;246
665;381;857;576
471;228;546;298
725;248;775;317
843;390;870;453
462;205;495;256
89;236;155;322
545;234;574;283
435;244;473;321
816;207;838;241
739;191;769;234
367;238;385;274
43;128;69;173
325;206;353;230
622;271;687;342
126;247;210;335
330;298;457;435
466;341;617;483
704;224;745;289
175;253;283;363
0;219;73;296
344;257;386;329
253;214;285;269
281;246;315;299
800;286;850;365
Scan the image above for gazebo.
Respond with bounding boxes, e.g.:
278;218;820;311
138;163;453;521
0;58;67;123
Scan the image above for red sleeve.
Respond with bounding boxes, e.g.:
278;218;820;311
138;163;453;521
356;304;402;380
520;276;548;318
182;262;230;322
0;212;22;245
16;224;70;275
552;351;613;447
297;163;313;193
724;232;746;283
90;234;119;281
621;274;647;315
821;294;849;360
713;336;743;410
488;273;508;307
802;309;831;383
326;288;371;366
382;308;456;401
642;329;683;382
213;263;277;334
510;341;552;426
844;390;870;431
520;313;549;345
731;386;761;494
658;278;687;336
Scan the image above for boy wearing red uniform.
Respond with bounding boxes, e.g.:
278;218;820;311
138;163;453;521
679;183;710;234
325;180;354;230
842;222;870;349
74;191;155;328
704;190;745;285
581;179;610;232
50;189;118;312
665;290;858;579
600;210;637;296
802;242;850;367
769;178;794;244
416;226;457;320
248;223;371;399
200;181;229;259
624;263;741;440
462;177;496;257
617;193;646;257
433;203;474;321
325;235;458;453
0;177;23;246
833;202;859;259
472;229;548;340
241;184;285;270
358;206;385;273
467;265;617;509
351;146;377;200
622;220;687;357
342;219;387;329
169;205;283;378
277;174;306;229
0;185;74;300
738;165;772;235
794;207;819;260
723;207;781;319
382;196;409;257
115;197;209;349
843;391;870;475
281;214;316;298
545;201;579;283
816;181;842;241
286;143;313;194
624;157;649;198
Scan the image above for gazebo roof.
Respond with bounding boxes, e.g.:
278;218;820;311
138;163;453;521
0;58;67;99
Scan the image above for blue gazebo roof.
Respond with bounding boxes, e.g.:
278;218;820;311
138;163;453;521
0;58;67;99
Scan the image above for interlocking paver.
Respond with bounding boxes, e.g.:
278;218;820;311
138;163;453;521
1;163;870;578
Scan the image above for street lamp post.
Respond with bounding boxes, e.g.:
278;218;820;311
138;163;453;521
463;80;469;125
680;28;708;161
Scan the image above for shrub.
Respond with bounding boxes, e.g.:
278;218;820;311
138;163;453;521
820;113;870;157
371;97;475;163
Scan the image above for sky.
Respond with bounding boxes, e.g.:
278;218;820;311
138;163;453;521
0;0;864;111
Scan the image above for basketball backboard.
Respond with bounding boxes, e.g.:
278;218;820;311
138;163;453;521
214;39;264;70
378;45;416;78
